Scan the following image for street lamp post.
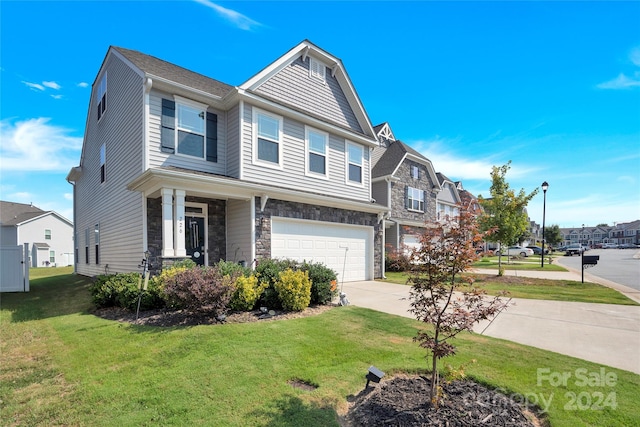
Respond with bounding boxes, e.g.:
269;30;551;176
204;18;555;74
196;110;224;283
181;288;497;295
541;181;549;268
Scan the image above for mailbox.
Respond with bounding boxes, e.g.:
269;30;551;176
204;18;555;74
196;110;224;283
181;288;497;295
582;255;600;266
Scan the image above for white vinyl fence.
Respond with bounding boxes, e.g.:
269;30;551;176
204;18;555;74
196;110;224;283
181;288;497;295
0;244;30;292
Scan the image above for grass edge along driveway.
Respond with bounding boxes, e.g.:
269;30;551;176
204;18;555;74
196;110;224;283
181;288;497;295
1;267;638;426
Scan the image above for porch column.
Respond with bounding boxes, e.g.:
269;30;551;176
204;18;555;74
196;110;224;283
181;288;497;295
161;188;174;257
174;190;186;257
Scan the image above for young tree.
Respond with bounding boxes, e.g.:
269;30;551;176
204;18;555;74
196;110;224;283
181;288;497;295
477;162;538;275
408;209;509;408
544;224;563;249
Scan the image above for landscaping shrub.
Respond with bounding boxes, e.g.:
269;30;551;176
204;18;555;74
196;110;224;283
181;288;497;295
230;275;268;311
254;258;297;309
216;259;251;277
274;269;311;312
90;272;164;311
163;266;236;316
385;249;411;272
300;261;338;305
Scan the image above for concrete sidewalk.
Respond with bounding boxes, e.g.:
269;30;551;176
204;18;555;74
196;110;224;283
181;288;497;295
339;280;640;374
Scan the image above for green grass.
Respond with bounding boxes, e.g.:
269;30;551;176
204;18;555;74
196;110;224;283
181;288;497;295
473;256;567;271
381;271;639;305
1;267;639;426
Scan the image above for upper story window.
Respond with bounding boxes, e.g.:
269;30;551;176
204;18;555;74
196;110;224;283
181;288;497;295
309;58;326;83
411;165;420;179
347;142;363;185
45;229;51;240
160;97;218;162
408;187;425;212
254;109;283;167
100;143;106;183
97;73;107;121
306;127;328;177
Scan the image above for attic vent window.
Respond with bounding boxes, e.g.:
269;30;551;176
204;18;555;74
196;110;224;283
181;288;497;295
309;58;326;82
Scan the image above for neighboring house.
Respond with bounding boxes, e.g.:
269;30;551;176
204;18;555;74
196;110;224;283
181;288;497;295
435;173;461;221
0;201;74;267
67;40;388;281
456;181;482;217
371;123;441;255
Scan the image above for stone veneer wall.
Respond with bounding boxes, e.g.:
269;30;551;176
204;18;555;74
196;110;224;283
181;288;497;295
254;197;384;279
147;196;226;272
390;160;438;224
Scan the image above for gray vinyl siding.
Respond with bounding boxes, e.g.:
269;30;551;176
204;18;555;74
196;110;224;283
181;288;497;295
439;183;457;204
226;199;253;264
255;57;363;134
226;104;241;178
147;90;227;175
371;181;388;208
386;222;399;251
74;52;145;276
241;104;370;202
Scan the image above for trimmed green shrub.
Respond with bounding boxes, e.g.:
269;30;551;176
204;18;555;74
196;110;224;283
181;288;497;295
254;258;297;309
230;275;268;311
90;272;164;311
300;261;338;305
385;248;411;272
216;259;251;277
274;269;311;312
163;266;237;316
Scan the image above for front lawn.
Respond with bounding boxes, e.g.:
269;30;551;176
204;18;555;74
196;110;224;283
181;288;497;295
1;267;638;426
381;271;639;305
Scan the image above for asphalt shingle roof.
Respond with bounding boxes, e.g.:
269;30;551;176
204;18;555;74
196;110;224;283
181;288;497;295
113;47;235;99
0;201;47;226
372;140;430;178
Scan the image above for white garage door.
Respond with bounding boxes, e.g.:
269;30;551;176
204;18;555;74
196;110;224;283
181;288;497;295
402;235;421;254
271;218;373;282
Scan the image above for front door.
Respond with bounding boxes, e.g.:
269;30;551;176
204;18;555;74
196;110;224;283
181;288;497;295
185;216;205;265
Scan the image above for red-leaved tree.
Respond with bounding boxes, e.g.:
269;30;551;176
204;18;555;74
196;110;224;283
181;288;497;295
408;208;509;408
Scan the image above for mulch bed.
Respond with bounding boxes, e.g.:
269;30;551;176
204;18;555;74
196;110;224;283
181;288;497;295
344;374;544;427
92;304;335;327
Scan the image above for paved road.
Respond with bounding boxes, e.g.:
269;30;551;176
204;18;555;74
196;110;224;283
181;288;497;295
555;248;640;291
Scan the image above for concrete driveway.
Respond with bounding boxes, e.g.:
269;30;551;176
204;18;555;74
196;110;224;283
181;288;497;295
339;279;640;374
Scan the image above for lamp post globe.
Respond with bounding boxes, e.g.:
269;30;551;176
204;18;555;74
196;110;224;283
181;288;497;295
541;181;549;268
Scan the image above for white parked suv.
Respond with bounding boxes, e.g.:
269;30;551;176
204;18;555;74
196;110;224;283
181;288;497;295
565;244;586;256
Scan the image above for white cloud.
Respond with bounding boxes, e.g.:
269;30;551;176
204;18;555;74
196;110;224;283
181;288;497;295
193;0;263;31
51;94;64;100
43;81;61;90
63;193;73;201
77;82;89;88
22;81;45;91
0;118;82;172
597;46;640;90
597;73;640;89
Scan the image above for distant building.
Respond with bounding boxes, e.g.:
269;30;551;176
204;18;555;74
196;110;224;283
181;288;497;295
0;201;74;267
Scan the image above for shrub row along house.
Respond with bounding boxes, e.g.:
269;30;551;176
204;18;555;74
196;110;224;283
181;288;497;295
68;40;477;281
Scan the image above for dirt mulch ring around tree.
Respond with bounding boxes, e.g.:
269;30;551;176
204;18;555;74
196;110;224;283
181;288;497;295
342;374;546;427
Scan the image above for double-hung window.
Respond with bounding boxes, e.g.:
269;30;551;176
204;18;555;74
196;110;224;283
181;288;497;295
97;73;107;121
408;187;425;212
45;229;51;240
94;223;100;265
160;97;218;162
100;143;106;183
347;142;363;184
177;101;206;158
306;127;328;176
411;165;420;179
254;109;282;166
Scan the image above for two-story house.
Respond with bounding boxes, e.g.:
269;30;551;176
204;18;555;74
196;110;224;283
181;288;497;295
0;201;74;267
435;173;461;221
371;123;440;255
67;41;388;281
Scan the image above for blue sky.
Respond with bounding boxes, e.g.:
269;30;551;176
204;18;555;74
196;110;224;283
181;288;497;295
1;1;639;228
